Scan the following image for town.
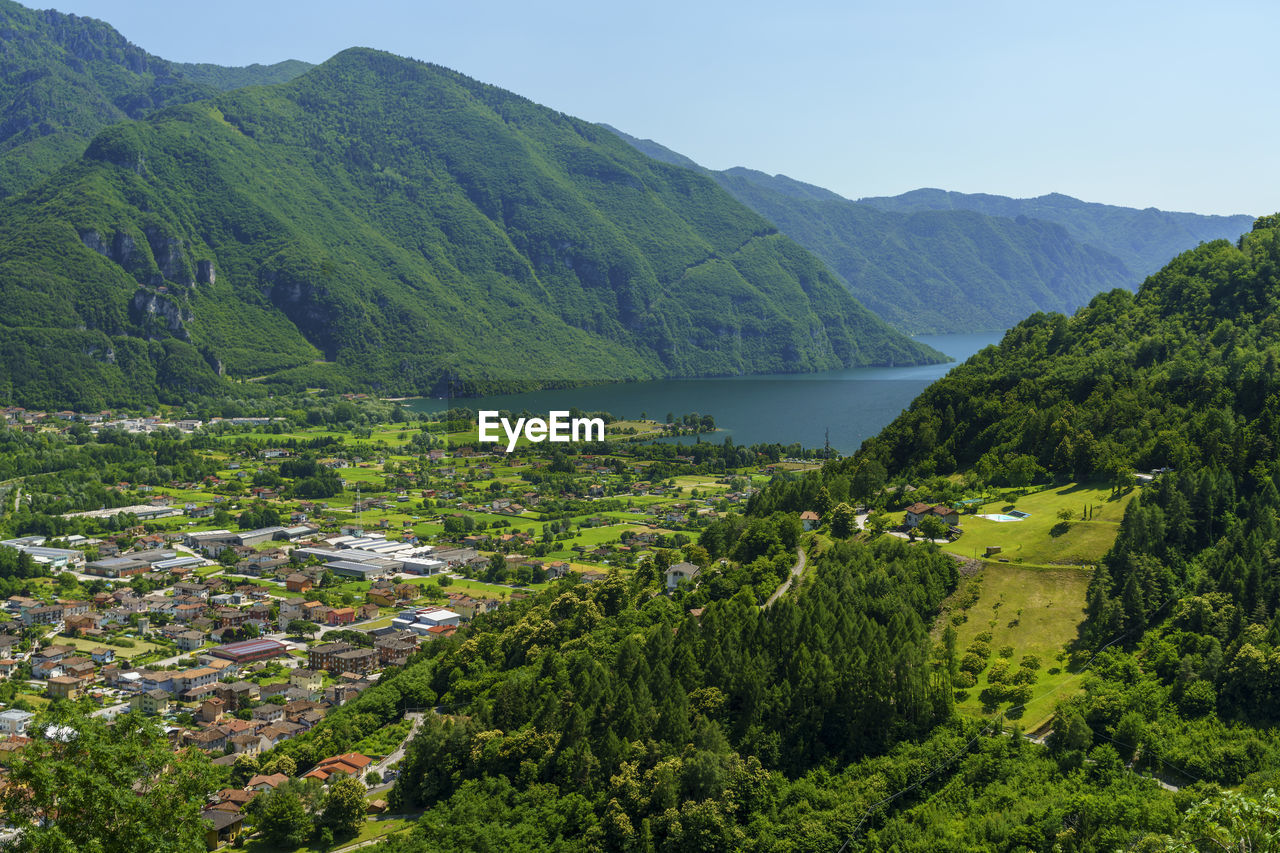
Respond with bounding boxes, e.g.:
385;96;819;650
0;400;819;848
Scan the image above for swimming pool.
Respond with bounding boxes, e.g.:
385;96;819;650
979;512;1028;522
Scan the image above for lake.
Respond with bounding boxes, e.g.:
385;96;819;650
403;331;1004;453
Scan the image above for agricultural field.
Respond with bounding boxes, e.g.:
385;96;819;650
941;563;1091;731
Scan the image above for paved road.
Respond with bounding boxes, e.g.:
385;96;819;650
762;548;806;609
366;712;426;795
91;701;129;719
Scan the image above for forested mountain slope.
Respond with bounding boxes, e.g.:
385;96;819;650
607;126;1251;334
0;48;939;409
608;127;1134;333
0;0;220;197
705;215;1280;846
172;59;313;91
832;215;1280;799
712;167;1133;334
861;187;1254;281
0;0;311;201
856;216;1280;484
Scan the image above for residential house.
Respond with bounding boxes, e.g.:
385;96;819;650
132;689;170;715
289;669;323;694
247;773;289;793
47;675;83;700
327;607;355;626
176;630;206;652
0;709;34;735
251;705;284;725
302;752;373;784
285;574;313;594
377;636;418;667
664;562;700;591
904;503;959;529
333;648;377;676
202;808;243;850
198;697;226;723
64;613;101;633
229;732;270;755
215;681;259;709
22;605;63;627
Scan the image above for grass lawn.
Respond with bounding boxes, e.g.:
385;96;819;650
243;814;417;853
946;563;1092;731
670;475;729;492
60;634;167;661
942;482;1135;567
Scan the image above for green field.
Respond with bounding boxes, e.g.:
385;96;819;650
944;563;1091;731
59;634;168;661
942;482;1134;567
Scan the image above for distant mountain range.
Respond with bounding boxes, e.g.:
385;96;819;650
0;1;941;410
858;188;1255;282
0;0;1253;410
607;127;1253;334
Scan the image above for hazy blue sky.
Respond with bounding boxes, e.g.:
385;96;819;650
45;0;1274;215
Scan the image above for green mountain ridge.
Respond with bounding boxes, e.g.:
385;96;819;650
0;0;312;199
857;215;1280;484
710;167;1134;334
605;126;1252;334
172;59;315;91
859;186;1256;281
0;46;941;410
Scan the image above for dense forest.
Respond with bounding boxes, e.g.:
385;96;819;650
702;215;1280;848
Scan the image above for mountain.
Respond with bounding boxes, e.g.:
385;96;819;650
859;187;1255;280
172;59;314;91
607;129;1135;334
0;0;215;197
708;167;1134;334
0;47;941;410
0;0;312;199
857;215;1280;484
605;127;1252;334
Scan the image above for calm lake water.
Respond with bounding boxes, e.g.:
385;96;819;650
404;331;1005;453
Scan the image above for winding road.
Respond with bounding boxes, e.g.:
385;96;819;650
762;547;806;609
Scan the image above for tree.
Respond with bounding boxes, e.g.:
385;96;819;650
0;709;218;853
321;777;367;838
813;486;833;517
1167;788;1280;852
230;752;261;786
248;781;313;848
262;754;298;777
866;510;890;537
828;503;857;538
286;619;318;639
917;515;951;541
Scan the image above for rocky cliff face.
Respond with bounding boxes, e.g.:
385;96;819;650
129;289;189;339
143;225;192;285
